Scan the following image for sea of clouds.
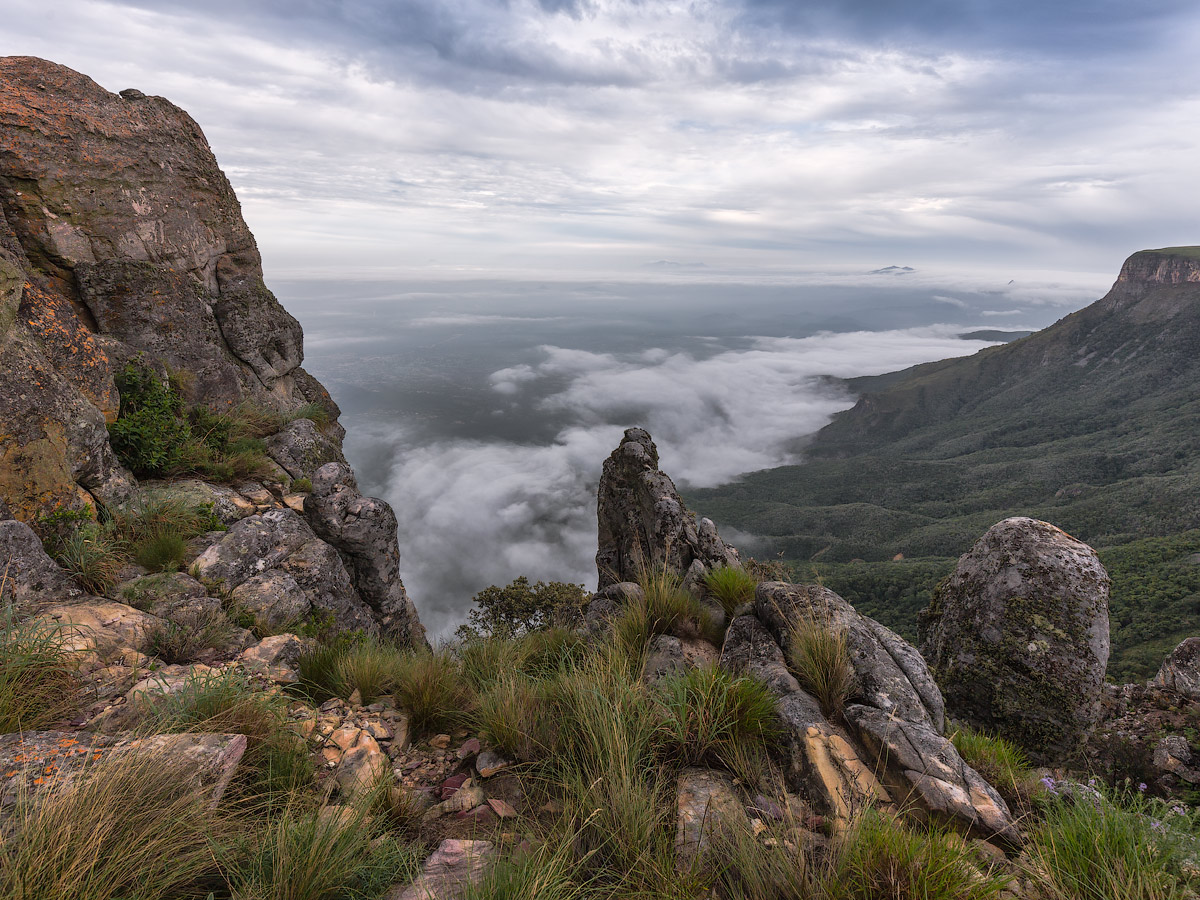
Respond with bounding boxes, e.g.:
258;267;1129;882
344;325;1003;638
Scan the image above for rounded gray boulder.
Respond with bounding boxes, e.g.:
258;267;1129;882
920;517;1110;760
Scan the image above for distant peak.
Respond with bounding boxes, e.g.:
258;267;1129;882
869;265;914;275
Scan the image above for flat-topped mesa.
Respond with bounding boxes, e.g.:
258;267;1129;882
1116;247;1200;286
595;428;740;589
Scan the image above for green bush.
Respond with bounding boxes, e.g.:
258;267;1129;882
290;477;313;493
703;565;758;615
108;363;192;476
0;614;77;732
457;576;588;640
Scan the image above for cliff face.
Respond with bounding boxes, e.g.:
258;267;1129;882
0;56;337;520
0;57;423;644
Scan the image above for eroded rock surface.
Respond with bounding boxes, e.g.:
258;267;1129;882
675;768;748;866
388;839;495;900
1155;637;1200;701
920;517;1110;759
595;428;739;588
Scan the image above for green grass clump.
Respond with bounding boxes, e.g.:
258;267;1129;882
334;636;403;705
460;839;594;900
951;727;1035;810
290;476;313;493
393;648;473;734
819;809;1011;900
1025;781;1200;900
137;668;313;801
44;525;125;594
787;614;855;718
612;566;715;658
651;664;779;768
294;636;356;704
475;673;545;761
519;626;586;678
703;565;758;616
458;635;528;691
133;531;188;572
222;802;421;900
0;749;220;900
141;607;237;664
0;615;77;732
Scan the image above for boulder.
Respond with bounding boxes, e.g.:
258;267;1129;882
230;570;311;631
0;518;90;614
0;731;246;810
675;768;749;867
1154;637;1200;701
36;599;159;657
919;517;1110;759
265;418;346;481
388;839;495;900
305;463;425;646
757;582;945;732
644;634;719;683
595;428;739;589
117;571;217;618
192;507;377;633
240;633;305;670
845;704;1018;844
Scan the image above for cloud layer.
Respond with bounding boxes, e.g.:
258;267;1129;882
350;326;999;637
3;0;1199;278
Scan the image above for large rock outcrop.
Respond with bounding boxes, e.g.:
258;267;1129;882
595;428;739;588
0;56;332;519
920;517;1110;760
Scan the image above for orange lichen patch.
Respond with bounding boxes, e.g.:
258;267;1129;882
20;280;117;416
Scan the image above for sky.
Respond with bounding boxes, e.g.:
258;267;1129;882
5;0;1200;280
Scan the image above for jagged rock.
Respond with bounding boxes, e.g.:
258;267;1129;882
0;57;334;519
305;463;425;646
920;517;1110;759
141;479;255;525
388;839;495;900
1154;637;1200;701
1153;735;1200;784
36;599;159;657
116;571;218;618
719;612;889;829
0;731;246;810
845;704;1018;844
230;570;311;631
644;634;719;682
240;633;305;670
335;732;388;797
0;518;90;614
595;428;739;589
265;418;346;481
757;582;945;732
192;507;378;633
476;751;510;778
584;581;643;635
675;768;749;866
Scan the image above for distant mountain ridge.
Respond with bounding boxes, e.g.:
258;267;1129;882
688;247;1200;678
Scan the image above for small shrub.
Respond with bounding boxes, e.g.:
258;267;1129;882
393;648;473;734
108;363;192;476
290;476;313;493
743;556;795;583
787;614;855;718
294;635;357;704
0;748;219;900
819;809;1011;900
284;402;332;432
704;565;758;615
1026;779;1200;900
457;576;588;640
111;495;221;545
141;607;235;664
0;615;77;731
951;727;1035;810
652;665;780;768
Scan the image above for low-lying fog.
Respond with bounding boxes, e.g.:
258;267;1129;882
280;272;1103;639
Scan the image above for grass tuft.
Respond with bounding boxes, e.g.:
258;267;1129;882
786;612;855;719
393;647;473;735
703;565;758;616
951;727;1036;810
0;614;78;732
141;607;237;664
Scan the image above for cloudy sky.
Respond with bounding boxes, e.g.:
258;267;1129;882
5;0;1199;280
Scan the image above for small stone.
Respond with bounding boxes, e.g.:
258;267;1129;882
439;773;470;799
348;689;363;707
487;797;517;818
457;737;481;759
365;720;393;741
330;725;362;752
430;733;451;750
476;750;510;778
457;804;498;825
750;818;767;836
